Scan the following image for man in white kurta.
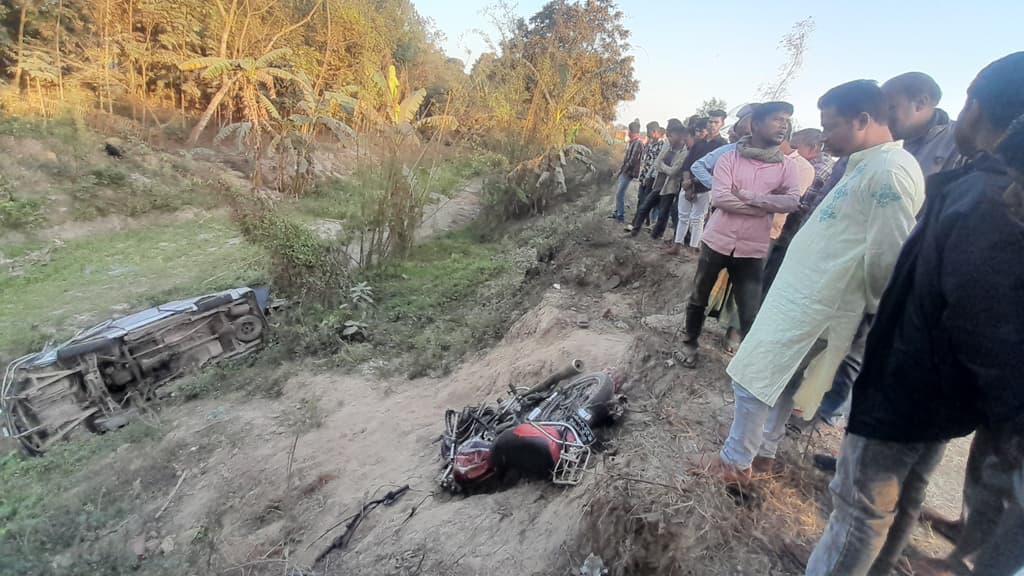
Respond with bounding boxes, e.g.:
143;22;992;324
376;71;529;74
716;82;927;475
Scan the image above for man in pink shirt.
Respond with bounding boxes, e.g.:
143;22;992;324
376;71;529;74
680;102;803;368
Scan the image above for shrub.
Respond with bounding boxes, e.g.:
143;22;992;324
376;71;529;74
88;166;128;187
486;145;595;220
234;205;349;301
0;196;45;230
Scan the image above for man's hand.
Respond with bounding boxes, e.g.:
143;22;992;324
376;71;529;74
730;184;751;202
685;189;697;202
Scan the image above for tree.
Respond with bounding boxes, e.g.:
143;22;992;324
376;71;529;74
696;97;728;117
180;48;304;145
266;88;355;197
759;17;815;101
348;64;458;263
520;0;637;122
0;0;471;143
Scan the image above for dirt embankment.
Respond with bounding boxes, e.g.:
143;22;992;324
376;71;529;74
33;203;963;576
108;268;639;574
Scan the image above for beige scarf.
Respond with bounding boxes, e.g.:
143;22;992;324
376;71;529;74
736;136;784;163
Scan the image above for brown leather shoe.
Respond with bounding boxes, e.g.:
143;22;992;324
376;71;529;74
704;456;753;485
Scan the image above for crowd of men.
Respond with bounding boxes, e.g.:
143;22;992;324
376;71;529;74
610;52;1024;576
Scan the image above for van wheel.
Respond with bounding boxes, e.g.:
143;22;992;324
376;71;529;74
232;315;264;343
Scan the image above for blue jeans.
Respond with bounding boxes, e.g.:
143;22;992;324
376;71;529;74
613;173;631;220
806;434;946;576
816;314;874;425
721;380;799;469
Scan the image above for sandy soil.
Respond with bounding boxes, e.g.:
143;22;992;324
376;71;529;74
68;212;973;575
415;179;483;242
130;287;634;575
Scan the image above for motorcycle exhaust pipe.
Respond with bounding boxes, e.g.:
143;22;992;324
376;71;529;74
529;359;585;395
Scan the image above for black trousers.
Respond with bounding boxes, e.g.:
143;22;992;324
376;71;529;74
669;194;679;232
761;241;788;303
684;245;765;344
636;177;654;224
632;191;677;239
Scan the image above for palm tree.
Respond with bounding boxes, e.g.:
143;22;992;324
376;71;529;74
179;47;302;145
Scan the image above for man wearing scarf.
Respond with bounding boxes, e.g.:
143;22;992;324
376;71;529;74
679;102;802;368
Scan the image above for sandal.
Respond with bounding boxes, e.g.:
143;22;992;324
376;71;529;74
723;328;741;356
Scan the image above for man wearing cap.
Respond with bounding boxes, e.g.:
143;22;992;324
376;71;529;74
679;101;802;368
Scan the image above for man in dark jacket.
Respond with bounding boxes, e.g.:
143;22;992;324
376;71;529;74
805;52;1024;576
883;72;961;178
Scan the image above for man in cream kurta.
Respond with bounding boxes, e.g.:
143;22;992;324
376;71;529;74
715;81;926;475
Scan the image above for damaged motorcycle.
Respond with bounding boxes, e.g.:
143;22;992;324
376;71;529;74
439;360;627;493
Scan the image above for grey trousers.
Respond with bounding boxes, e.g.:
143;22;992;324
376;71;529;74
970;463;1024;575
806;434;947;576
953;427;1016;558
953;427;1024;575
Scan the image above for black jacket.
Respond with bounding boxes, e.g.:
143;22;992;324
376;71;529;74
682;135;728;193
847;154;1024;443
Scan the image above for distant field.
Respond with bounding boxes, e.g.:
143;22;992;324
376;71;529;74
0;216;263;356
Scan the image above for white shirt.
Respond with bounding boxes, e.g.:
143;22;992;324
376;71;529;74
727;141;926;414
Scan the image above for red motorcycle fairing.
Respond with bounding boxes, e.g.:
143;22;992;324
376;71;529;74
452;438;495;483
491;423;578;479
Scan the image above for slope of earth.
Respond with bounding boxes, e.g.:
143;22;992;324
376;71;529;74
1;188;969;576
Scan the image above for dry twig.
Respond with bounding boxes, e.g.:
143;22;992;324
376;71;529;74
155;470;189;520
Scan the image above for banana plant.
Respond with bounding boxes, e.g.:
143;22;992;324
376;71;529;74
354;65;457;135
180;48;303;145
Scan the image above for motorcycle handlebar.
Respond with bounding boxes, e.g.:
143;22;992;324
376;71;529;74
524;359;585;396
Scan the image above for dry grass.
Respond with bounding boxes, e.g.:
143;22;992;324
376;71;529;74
568;333;837;576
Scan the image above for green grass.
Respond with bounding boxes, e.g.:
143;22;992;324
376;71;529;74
0;425;165;576
287;151;505;223
0;116;221;227
371;229;507;319
0;196;46;230
364;227;520;376
0;216;264;356
0;239;48;259
207;225;522;380
68;165;215;221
